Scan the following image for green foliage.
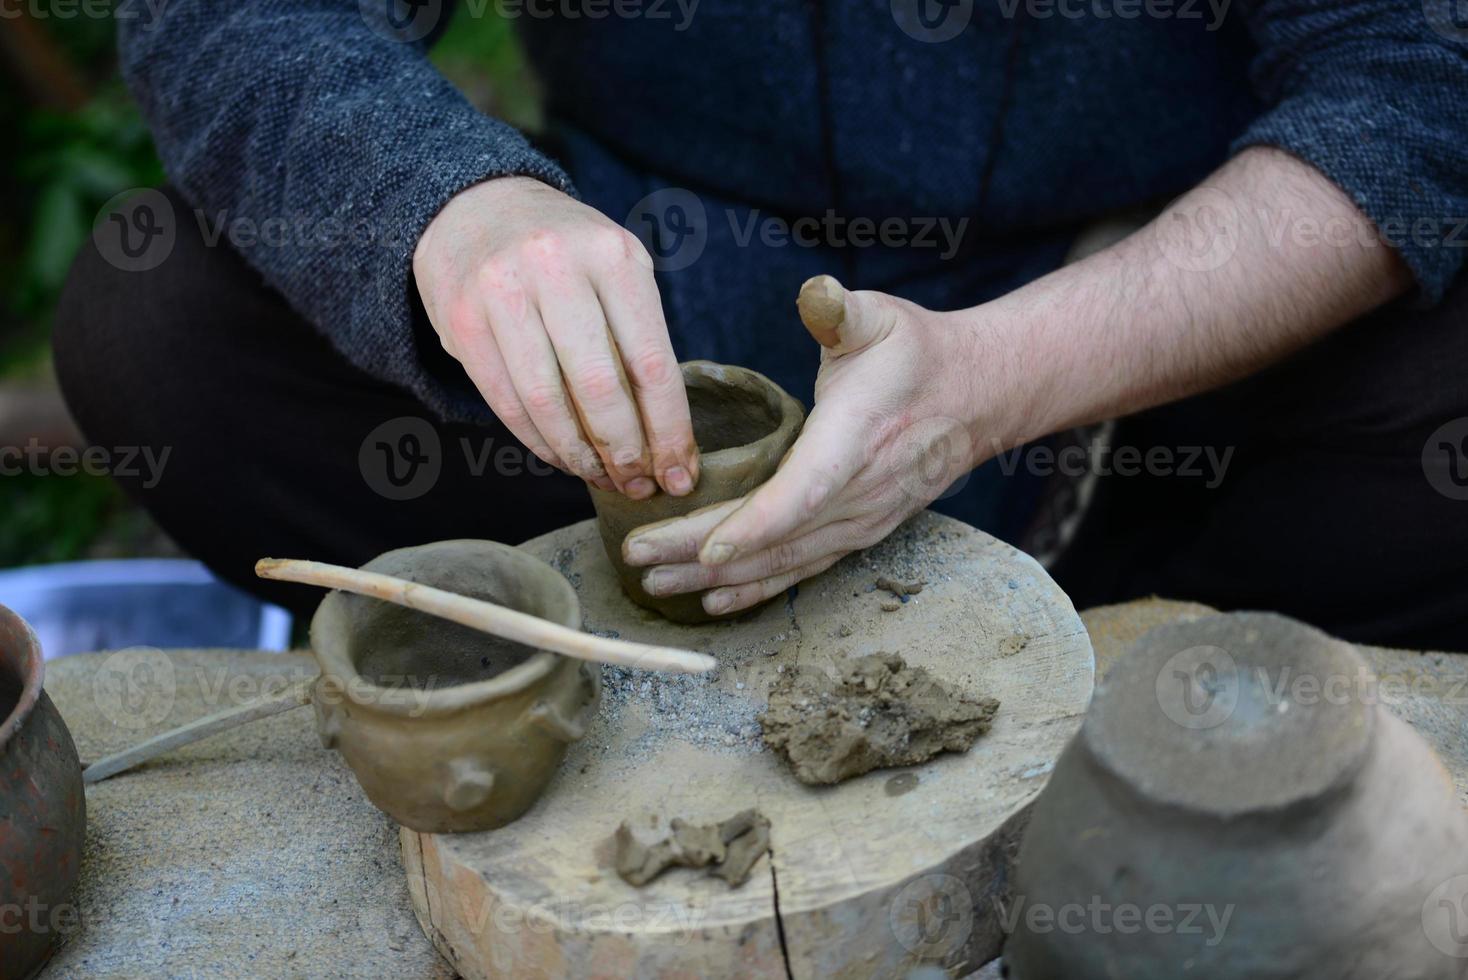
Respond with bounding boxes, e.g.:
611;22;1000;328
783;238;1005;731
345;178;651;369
432;3;542;131
0;470;121;566
0;8;534;568
10;87;164;322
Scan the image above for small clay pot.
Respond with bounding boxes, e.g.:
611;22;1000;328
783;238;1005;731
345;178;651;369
0;604;85;980
1006;612;1468;979
309;541;600;834
588;360;805;624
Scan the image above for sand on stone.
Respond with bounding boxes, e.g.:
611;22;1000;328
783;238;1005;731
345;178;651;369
759;653;999;786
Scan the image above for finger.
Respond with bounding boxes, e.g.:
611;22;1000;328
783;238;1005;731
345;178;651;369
479;264;609;487
621;498;742;567
702;552;846;617
538;271;655;498
594;231;699;496
641;521;860;597
795;275;896;355
697;405;862;566
444;300;615;489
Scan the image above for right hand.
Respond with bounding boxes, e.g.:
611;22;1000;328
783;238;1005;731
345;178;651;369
413;176;699;499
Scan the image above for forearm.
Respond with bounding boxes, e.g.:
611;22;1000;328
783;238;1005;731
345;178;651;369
986;146;1413;448
120;0;572;423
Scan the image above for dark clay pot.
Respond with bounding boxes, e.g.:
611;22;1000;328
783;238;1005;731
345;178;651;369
310;541;600;834
0;604;85;980
588;361;805;624
1006;612;1468;979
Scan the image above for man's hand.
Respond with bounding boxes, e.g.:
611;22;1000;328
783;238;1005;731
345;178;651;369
617;147;1411;616
620;275;1006;617
414;176;699;499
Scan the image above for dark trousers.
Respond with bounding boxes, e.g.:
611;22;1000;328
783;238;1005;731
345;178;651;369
55;189;1468;649
54;190;595;619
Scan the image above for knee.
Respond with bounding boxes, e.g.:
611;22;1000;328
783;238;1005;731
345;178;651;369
52;189;209;447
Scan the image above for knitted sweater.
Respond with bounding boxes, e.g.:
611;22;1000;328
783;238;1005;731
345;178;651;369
117;1;1468;528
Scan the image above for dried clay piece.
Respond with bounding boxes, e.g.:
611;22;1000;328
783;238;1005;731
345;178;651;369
614;809;771;888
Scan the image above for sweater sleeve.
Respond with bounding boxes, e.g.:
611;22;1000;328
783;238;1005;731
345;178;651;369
1231;0;1468;305
118;1;574;421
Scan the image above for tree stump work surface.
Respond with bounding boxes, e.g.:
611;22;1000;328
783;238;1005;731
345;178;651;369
402;512;1095;979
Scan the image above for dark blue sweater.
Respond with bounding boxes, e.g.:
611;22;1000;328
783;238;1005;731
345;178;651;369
117;1;1468;530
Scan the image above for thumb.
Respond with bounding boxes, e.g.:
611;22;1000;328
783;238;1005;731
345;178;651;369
795;275;894;355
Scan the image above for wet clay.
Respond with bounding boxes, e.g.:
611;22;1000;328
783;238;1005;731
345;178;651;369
310;540;600;834
588;361;804;624
759;653;1000;786
614;808;771;888
875;576;925;599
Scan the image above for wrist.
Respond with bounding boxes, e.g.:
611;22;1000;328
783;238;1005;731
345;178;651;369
945;294;1062;466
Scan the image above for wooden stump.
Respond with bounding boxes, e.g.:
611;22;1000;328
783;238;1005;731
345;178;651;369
401;512;1094;978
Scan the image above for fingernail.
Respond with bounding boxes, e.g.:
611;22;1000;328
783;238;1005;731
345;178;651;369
664;466;693;495
593;476;616;493
704;543;736;565
626;477;656;499
704;590;733;614
642;569;674;596
624;537;654;565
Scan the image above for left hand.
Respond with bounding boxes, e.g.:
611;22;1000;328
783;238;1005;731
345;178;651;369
622;275;1009;617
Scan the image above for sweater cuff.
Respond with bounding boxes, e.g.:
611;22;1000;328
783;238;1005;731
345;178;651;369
1232;91;1466;307
366;115;574;425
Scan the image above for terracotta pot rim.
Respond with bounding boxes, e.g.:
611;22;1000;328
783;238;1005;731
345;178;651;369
679;360;803;470
309;541;579;717
0;603;44;751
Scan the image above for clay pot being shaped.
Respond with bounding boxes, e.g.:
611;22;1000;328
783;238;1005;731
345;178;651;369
1005;611;1468;979
0;604;85;980
309;541;600;834
588;360;805;624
